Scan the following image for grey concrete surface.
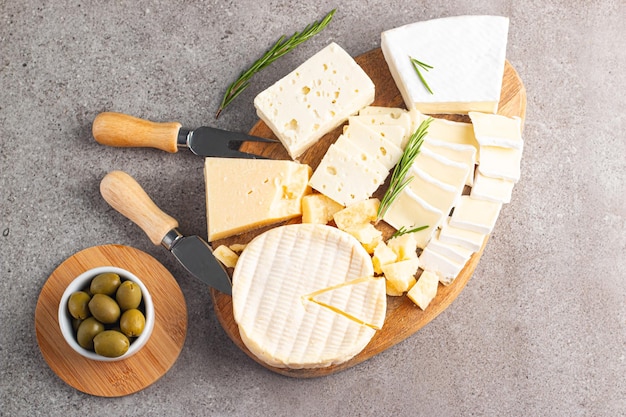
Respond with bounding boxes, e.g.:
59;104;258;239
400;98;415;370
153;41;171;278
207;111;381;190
1;1;624;416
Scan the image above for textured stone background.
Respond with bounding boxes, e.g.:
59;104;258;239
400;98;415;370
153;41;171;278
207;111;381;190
1;1;624;416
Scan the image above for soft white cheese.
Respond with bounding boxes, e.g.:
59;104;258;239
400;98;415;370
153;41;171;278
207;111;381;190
471;171;515;203
477;145;522;182
418;246;467;286
414;112;480;159
423;137;476;186
426;232;474;265
438;218;487;252
413;147;470;191
449;195;502;234
406;166;460;217
254;42;375;159
469;112;523;150
381;15;509;115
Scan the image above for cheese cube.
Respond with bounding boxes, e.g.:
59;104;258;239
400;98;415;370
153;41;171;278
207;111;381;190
438;218;487;252
418;246;466;286
470;171;515;203
381;15;509;114
372;241;398;274
332;198;379;231
301;193;344;224
407;270;439;310
309;138;388;207
342;120;403;170
382;258;419;294
477;145;522;182
449;196;502;234
422;137;476;186
213;245;239;268
469;112;523;150
344;222;382;254
205;158;312;241
254;42;375;159
386;233;418;261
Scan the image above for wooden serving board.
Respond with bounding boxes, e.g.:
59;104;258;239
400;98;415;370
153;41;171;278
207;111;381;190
35;245;188;396
211;48;526;377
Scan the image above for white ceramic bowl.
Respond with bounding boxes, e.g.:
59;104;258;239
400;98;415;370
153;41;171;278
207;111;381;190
58;266;155;361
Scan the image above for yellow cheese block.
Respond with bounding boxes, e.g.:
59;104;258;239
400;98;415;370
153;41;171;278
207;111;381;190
204;158;312;241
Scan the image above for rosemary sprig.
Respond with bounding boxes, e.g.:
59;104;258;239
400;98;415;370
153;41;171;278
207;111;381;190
410;56;434;95
215;9;336;118
376;117;433;222
391;225;429;238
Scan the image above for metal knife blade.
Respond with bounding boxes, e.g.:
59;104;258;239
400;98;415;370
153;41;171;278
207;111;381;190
179;126;278;158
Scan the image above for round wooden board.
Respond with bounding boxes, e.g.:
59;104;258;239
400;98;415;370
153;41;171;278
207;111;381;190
211;48;526;378
35;244;188;396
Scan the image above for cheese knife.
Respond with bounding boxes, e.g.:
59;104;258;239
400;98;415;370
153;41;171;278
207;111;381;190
93;112;278;158
100;170;232;295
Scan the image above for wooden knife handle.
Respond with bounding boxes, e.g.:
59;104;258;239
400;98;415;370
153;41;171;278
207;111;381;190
100;170;179;246
92;112;182;153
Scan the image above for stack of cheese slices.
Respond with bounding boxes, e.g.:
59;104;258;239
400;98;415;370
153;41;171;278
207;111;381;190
206;15;523;369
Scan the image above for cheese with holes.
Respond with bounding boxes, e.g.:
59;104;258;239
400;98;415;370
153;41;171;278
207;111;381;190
407;270;439;310
204;158;312;241
348;117;407;149
342;119;403;169
232;224;383;369
349;112;412;148
381;16;509;114
254;42;375;160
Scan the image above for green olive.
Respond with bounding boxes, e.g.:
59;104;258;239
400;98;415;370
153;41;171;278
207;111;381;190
68;291;91;320
93;330;130;357
88;294;120;324
76;317;105;350
120;308;146;337
116;280;142;311
90;272;121;296
72;317;83;332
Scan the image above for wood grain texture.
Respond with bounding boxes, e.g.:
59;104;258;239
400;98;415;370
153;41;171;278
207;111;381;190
35;245;187;396
211;48;526;378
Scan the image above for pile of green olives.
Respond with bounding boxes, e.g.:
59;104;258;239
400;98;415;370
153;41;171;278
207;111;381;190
67;272;146;358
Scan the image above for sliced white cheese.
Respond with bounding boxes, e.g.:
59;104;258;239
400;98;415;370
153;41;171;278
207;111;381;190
426;233;474;265
347;117;407;149
438;218;487;252
254;42;375;159
449;196;502;234
342;120;403;170
418;246;467;286
477;145;523;182
305;276;386;330
413;112;480;159
204;158;312;241
349;112;412;148
309;138;387;207
470;171;515;204
381;15;509;114
359;105;409;118
469;112;523;150
422;137;476;186
413;147;470;191
382;188;443;249
406;166;461;217
407;270;439;310
232;224;381;369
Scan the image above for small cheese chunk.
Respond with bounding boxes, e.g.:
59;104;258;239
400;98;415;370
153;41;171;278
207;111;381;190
477;145;522;182
407;270;439;310
386;233;419;261
423;137;476;186
418;247;466;286
342;120;404;170
205;158;312;241
372;241;398;274
213;245;239;268
229;243;247;253
254;42;375;159
382;188;442;249
301;193;344;224
344;222;382;254
381;15;509;114
449;196;502;234
469;112;523;150
471;171;515;203
333;198;379;231
309;138;388;207
382;258;420;294
438;218;487;252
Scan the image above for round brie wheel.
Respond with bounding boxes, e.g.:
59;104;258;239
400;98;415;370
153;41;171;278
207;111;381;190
232;223;385;369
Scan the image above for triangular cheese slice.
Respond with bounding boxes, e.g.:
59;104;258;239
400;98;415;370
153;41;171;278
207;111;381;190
304;276;386;330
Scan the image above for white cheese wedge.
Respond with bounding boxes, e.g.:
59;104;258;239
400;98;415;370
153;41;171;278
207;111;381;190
471;171;515;203
418;246;467;286
469;112;524;150
407;270;439;310
423;137;476;186
407;166;461;217
382;188;443;249
381;15;509;114
414;113;480;159
477;145;523;182
449;196;502;234
232;224;382;369
438;218;487;252
254;42;375;159
304;276;386;330
301;193;344;224
348;117;407;149
426;233;474;265
204;158;312;241
413;147;470;191
342;120;403;170
310;137;388;207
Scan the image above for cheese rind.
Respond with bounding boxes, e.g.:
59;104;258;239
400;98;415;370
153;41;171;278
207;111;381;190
477;145;522;182
469;112;523;150
422;137;476;186
232;224;380;369
418;246;466;285
438;218;487;252
449;196;502;234
204;158;311;241
381;15;509;114
254;42;375;159
471;171;515;203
